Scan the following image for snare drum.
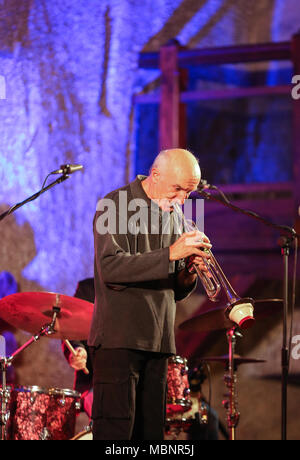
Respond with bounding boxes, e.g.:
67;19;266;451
166;356;191;414
6;386;81;440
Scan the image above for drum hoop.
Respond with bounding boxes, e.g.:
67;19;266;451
48;388;81;398
167;398;192;408
168;355;187;365
13;385;49;394
8;386;80;398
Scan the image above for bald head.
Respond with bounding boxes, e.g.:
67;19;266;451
152;149;200;179
142;148;201;210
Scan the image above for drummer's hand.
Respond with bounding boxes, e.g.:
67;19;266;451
68;347;88;371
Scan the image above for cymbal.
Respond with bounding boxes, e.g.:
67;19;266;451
198;354;266;366
0;292;93;340
179;299;283;333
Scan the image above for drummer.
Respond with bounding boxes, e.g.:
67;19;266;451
62;278;94;418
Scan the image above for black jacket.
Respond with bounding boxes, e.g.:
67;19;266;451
88;176;196;354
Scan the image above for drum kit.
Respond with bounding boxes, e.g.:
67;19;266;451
166;299;283;440
0;290;281;440
0;291;94;441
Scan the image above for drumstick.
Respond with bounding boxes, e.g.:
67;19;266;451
64;339;89;375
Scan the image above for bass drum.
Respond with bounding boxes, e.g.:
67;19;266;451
71;428;93;440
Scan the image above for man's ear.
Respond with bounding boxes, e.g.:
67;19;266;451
151;167;160;184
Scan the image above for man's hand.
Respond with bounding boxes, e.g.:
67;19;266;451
169;230;212;262
185;254;211;275
68;347;88;372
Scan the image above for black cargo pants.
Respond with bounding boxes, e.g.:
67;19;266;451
90;347;169;440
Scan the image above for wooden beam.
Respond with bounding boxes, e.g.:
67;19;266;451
159;41;186;150
134;84;291;104
139;41;291;69
180;85;291;101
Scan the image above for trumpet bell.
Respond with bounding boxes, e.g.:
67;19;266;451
225;298;255;329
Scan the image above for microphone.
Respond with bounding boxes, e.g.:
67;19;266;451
51;164;83;175
197;179;212;190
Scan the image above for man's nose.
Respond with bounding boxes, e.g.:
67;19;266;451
176;191;188;205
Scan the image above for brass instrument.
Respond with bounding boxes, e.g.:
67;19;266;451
174;204;254;328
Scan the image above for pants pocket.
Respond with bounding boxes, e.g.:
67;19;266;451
92;378;135;420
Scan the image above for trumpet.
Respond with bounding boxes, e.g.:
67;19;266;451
174;204;254;329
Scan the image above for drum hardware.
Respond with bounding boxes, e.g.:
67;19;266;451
166;356;192;414
196;185;299;440
0;381;10;439
179;300;278;440
166;357;210;440
0;302;62;440
49;388;82;410
197;342;266;440
0;292;94;341
223;327;241;441
188;364;207;392
165;396;209;440
0;291;94;440
198;355;266;367
4;385;81;440
40;428;51;441
178;299;283;334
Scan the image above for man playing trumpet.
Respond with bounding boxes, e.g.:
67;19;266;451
88;148;212;440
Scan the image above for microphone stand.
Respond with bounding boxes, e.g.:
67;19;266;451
195;186;299;441
0;173;70;222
